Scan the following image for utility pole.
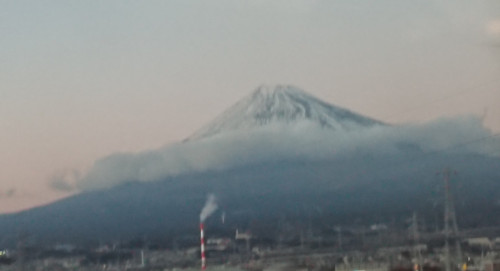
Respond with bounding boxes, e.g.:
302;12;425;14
440;168;462;271
16;232;28;271
335;226;342;251
412;212;423;271
141;249;145;267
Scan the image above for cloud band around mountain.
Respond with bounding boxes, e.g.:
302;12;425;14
75;115;499;192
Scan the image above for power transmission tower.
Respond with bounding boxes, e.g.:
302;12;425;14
439;168;462;271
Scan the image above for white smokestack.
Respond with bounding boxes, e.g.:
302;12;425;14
200;194;218;222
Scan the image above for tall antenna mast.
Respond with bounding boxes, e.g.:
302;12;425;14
440;168;462;271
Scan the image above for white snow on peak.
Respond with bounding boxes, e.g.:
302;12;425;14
187;85;383;141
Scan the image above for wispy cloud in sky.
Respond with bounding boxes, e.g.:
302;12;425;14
48;169;79;192
0;189;17;199
487;19;500;35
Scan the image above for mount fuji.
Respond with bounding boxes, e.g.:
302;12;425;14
0;85;499;247
188;85;383;141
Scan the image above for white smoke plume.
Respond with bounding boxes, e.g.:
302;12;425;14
200;194;218;222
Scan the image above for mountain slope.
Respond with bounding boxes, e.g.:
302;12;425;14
0;84;499;248
1;153;499;247
188;85;384;140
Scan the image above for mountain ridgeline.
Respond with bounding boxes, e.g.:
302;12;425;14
0;85;499;247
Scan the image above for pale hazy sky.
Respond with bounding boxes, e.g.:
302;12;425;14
1;0;499;213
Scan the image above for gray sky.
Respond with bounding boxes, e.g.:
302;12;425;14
1;0;499;213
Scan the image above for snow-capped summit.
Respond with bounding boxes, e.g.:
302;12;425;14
188;85;383;140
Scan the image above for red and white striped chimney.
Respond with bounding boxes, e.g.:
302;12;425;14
200;223;206;270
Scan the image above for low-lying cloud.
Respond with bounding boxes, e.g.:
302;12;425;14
49;169;80;192
75;115;500;191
